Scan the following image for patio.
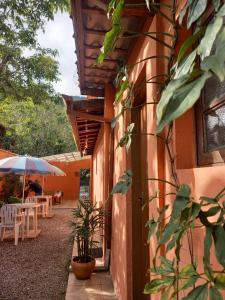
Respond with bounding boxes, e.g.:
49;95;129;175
0;208;73;300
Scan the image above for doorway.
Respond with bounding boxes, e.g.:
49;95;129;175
79;168;90;200
131;98;150;299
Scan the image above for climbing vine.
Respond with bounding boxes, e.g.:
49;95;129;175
97;0;225;299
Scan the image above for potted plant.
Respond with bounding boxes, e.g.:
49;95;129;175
71;199;105;280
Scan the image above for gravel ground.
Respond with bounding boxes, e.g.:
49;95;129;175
0;208;73;300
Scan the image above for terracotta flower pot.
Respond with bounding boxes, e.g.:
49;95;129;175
71;256;96;280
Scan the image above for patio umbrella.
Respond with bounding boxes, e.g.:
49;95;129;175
0;155;65;199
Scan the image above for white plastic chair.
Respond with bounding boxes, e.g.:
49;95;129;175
25;196;47;218
0;205;24;245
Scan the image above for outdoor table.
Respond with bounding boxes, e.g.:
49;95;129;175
33;195;54;218
8;203;41;238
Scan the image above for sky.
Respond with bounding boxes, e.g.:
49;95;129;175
37;12;80;96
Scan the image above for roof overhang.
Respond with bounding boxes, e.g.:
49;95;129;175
71;0;152;96
63;94;108;155
42;151;91;162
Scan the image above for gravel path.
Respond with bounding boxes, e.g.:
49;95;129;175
0;208;73;300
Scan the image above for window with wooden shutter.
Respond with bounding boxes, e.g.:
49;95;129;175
196;74;225;165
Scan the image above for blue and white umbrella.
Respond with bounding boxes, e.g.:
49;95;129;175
0;155;65;199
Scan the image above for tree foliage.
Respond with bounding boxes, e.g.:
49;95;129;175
0;97;75;156
0;0;70;103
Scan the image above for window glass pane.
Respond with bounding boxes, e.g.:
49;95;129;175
205;104;225;151
203;76;225;108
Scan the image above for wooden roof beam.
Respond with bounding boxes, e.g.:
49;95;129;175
79;129;100;134
85;56;118;63
82;7;146;17
74;111;110;123
84;66;116;73
84;44;127;55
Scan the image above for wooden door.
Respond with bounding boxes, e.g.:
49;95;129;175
131;104;150;299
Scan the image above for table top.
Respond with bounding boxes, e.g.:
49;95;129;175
7;203;41;209
33;195;52;199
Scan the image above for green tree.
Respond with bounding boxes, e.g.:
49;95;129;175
0;0;69;103
0;97;76;156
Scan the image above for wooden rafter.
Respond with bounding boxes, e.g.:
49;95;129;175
74;111;110;123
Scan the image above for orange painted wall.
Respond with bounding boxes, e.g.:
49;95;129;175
37;158;91;201
92;126;104;205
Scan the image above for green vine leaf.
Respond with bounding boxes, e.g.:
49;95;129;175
187;0;208;29
177;28;204;63
114;78;130;105
209;286;223;300
174;50;197;79
212;226;225;268
213;0;221;12
204;206;221;217
146;219;157;243
156;71;211;133
111;169;132;195
160;222;179;245
201;28;225;81
144;277;174;294
171;184;191;221
214;273;225;290
199;196;218;204
182;283;208;300
117;123;135;150
156;73;191;130
216;3;225;17
111;110;123;128
203;227;214;281
96;0;124;64
198;16;223;60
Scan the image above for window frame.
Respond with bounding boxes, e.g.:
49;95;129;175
196;91;225;166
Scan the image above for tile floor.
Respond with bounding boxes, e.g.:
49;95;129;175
65;227;118;300
65;271;118;300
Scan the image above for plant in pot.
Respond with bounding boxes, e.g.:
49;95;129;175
71;199;105;280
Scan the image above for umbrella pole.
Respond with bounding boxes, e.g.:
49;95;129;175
22;171;26;201
42;176;45;195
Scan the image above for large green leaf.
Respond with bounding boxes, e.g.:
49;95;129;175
177;28;205;63
198;16;223;59
157;71;211;133
144;277;174;294
212;225;225;268
114;79;129;104
215;273;225;290
182;284;208;300
216;4;225;17
111;169;132;195
209;286;223;300
213;0;221;12
111;110;123;128
96;25;121;64
179;1;191;25
204;227;214;281
160;222;179;245
187;0;208;29
174;50;197;79
170;184;191;221
146;219;157;242
204;206;221;217
96;0;124;64
156;74;191;129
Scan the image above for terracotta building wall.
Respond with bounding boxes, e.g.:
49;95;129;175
41;158;92;201
107;1;225;299
92;126;104;205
